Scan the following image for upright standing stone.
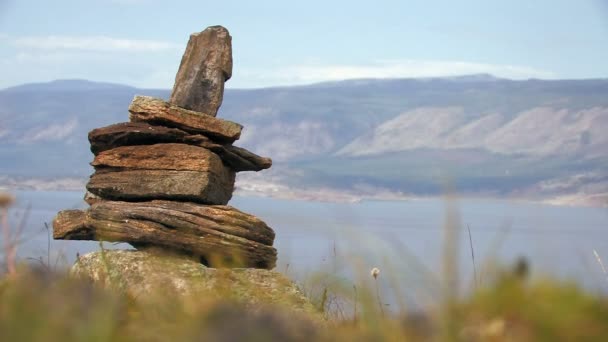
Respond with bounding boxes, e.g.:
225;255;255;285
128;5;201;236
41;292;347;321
170;25;233;117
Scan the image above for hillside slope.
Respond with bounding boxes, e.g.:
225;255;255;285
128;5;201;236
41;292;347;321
1;76;607;205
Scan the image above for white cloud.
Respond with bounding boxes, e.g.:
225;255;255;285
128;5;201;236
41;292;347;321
1;36;558;89
235;60;557;88
10;51;102;64
13;35;178;52
0;49;174;89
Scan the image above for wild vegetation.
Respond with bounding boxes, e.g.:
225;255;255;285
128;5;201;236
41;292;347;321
2;192;608;341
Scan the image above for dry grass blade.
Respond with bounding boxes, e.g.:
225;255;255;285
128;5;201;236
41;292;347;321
1;192;16;275
467;224;478;289
593;249;608;285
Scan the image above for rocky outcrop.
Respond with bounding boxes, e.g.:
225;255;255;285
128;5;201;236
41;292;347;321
53;25;277;269
71;250;316;315
170;26;232;116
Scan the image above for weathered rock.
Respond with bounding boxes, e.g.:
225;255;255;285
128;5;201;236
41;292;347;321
84;191;102;205
88;122;207;154
89;123;272;171
53;210;89;239
54;200;277;268
91;143;226;173
219;145;272;172
87;169;235;205
71;250;316;316
52;28;281;275
170;26;232;117
129;96;242;143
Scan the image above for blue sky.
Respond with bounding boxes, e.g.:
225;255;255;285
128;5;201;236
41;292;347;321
0;0;607;89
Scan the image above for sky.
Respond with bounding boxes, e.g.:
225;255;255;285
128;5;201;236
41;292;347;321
0;0;607;89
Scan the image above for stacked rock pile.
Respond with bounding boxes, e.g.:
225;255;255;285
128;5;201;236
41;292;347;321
53;26;277;269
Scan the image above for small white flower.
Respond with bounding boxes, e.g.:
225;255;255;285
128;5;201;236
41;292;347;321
371;267;380;279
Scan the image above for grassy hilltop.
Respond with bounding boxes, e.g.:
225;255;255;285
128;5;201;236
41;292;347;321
2;194;608;341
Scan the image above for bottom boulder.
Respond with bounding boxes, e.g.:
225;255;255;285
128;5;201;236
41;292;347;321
72;250;318;317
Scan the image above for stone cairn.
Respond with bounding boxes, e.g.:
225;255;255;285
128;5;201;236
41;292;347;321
52;26;277;269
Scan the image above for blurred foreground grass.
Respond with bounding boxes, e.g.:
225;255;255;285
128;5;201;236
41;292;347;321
1;263;608;341
2;191;608;341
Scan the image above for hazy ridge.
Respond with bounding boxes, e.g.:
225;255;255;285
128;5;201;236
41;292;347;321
1;75;607;205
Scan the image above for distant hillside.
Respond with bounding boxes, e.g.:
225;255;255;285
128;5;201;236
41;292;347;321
1;76;607;205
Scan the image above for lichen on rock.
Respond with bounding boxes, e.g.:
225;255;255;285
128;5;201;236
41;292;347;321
72;250;317;316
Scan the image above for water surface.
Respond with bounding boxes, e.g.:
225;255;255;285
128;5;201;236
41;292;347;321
6;190;608;304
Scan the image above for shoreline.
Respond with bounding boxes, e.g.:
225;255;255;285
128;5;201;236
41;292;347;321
2;177;606;209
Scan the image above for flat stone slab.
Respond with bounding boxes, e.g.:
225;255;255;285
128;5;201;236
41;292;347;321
92;143;227;173
88;122;210;154
129;96;242;143
170;25;233;117
54;201;277;269
89;122;271;171
52;209;89;238
87;169;235;205
219;145;272;172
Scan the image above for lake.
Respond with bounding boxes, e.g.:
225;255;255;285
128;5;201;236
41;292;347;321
5;190;608;307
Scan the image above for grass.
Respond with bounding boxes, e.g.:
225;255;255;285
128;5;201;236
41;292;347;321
2;193;608;341
3;264;608;341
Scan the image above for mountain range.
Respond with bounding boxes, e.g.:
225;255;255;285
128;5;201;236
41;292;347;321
1;75;607;206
